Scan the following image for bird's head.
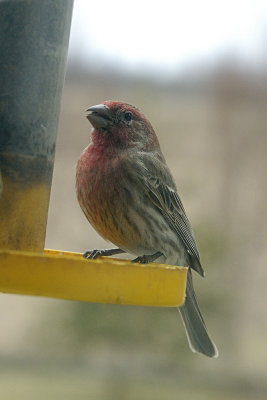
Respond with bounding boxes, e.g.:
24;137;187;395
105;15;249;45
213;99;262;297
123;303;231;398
86;101;160;150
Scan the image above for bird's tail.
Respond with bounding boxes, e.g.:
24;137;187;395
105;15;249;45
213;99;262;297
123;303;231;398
179;269;218;358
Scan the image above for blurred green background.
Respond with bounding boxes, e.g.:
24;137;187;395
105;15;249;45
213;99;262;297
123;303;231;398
1;1;267;399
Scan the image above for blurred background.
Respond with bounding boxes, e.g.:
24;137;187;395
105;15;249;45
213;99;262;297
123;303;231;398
1;0;267;398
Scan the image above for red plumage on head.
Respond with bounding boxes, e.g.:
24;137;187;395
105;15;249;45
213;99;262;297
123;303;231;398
88;100;160;151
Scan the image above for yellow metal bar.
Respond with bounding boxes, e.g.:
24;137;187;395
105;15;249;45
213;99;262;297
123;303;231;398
0;249;187;307
0;178;50;251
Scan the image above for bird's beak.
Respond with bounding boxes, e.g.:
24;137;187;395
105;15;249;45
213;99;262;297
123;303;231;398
86;104;113;129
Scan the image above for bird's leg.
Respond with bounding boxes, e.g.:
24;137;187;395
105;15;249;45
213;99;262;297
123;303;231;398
83;248;125;259
131;251;163;264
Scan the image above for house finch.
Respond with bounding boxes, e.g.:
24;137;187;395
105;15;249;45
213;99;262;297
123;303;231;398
76;101;218;358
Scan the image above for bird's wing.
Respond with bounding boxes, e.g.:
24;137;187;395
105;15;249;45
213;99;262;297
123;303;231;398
137;153;204;276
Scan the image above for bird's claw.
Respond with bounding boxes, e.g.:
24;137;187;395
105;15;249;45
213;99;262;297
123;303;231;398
83;248;125;259
131;255;150;264
83;249;103;259
131;251;163;264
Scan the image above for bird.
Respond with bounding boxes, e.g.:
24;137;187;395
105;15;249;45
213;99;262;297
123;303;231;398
76;100;218;358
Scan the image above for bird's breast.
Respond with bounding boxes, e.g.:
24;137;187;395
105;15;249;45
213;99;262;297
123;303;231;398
76;146;139;249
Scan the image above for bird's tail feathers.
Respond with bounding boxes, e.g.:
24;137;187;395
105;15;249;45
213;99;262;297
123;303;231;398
179;269;218;358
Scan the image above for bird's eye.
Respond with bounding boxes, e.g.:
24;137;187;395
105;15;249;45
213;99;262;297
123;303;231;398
124;111;132;122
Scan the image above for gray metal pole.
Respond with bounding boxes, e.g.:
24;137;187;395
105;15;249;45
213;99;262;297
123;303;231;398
0;0;74;251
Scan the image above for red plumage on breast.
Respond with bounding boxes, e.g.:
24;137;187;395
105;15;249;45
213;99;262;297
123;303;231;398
76;143;140;251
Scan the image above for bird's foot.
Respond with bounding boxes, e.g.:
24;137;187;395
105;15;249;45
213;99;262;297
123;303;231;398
131;251;163;264
83;248;125;259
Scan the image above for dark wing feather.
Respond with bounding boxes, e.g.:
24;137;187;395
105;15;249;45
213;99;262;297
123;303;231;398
139;155;204;276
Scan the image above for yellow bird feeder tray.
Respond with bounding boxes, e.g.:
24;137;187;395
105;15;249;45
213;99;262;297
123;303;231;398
0;249;187;307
